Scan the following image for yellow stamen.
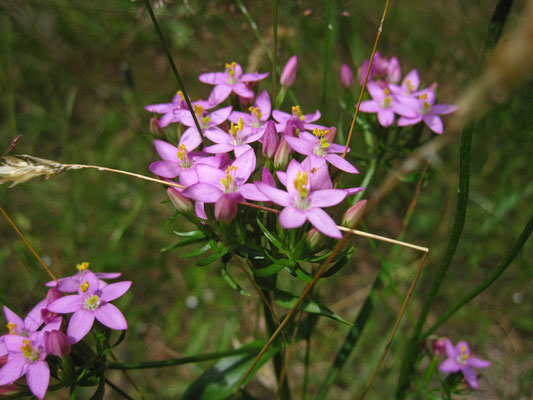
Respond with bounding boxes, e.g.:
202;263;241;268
220;166;238;189
202;116;211;125
177;144;187;160
7;322;17;333
292;105;305;121
76;262;89;271
419;93;428;100
312;128;330;138
177;90;185;101
294;171;309;198
86;295;99;309
80;281;89;293
21;339;32;358
384;88;391;95
249;106;263;119
225;61;237;76
193;104;204;118
320;137;330;150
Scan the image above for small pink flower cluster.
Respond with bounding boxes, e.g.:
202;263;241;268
352;52;458;133
0;262;130;399
147;58;364;238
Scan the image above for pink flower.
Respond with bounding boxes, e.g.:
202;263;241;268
203;117;264;158
199;61;269;105
387;56;401;83
272;105;324;133
255;159;347;238
340;64;354;88
439;339;491;389
228;90;272;134
0;333;50;399
45;262;121;293
280;56;298;88
358;52;389;85
47;271;131;344
145;91;212;128
389;69;421;96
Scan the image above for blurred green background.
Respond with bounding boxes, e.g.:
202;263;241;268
0;0;531;398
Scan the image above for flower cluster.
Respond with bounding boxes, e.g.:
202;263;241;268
353;52;458;133
0;262;130;399
147;58;363;239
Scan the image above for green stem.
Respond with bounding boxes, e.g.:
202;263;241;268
105;379;136;400
107;347;260;370
353;156;378;204
422;214;532;338
143;0;207;146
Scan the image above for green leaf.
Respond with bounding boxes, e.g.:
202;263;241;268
222;259;250;296
195;252;223;267
256;218;285;252
273;289;352;326
181;341;279;400
322;247;354;278
180;243;211;258
174;230;206;238
160;237;207;252
252;261;287;277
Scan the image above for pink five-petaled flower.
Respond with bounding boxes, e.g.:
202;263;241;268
199;61;269;105
45;262;121;293
228;90;271;134
272;105;324;134
398;89;458;134
144;90;213;128
389;69;421;97
359;81;419;127
283;128;359;174
0;333;50;399
182;149;264;223
439;339;491;389
47;271;131;344
149;139;225;186
255;159;347;239
178;104;233;150
203;117;264;158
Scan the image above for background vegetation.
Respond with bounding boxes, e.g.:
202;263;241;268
0;0;531;398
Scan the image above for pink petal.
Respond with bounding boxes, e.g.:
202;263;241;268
149;161;181;179
179;128;202;151
309;189;347;207
469;357;491;368
159;109;188;127
182;183;223;203
327;143;347;153
366;82;385;100
195;164;225;185
233;149;256;182
154;139;179;161
95;303;127;330
431;104;458;115
26;361;49;400
55;278;80;293
0;355;26;386
262;167;276;187
232;82;254;99
47;295;83;314
284;136;314;155
3;307;24;331
255;182;292;207
240;72;269;82
3;335;26;352
203;143;234;154
423;114;444;134
393;102;418;118
359;100;380;113
100;281;132;302
279;207;307;228
255;90;271;118
234;144;253;158
402;69;420;92
228;111;250;124
204;127;231;144
208;84;232;106
67;309;95;343
377;109;395;127
325;154;359;174
303;110;321;123
24;300;47;332
198;72;227;85
272;110;291;123
240;183;270;201
209;106;233;125
397;116;422;127
439;359;460;373
461;366;479;388
145;102;174;113
306;207;342;238
95;272;122;280
179;168;199;186
444;339;456;358
309;163;332;190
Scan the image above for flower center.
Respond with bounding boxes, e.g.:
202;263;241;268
77;262;90;272
85;295;101;311
7;322;17;334
292;105;305;121
420;101;431;115
293;171;310;209
248;106;263;128
80;280;90;293
177;144;192;169
229;118;245;145
456;345;470;365
381;91;392;109
21;339;40;362
312;128;330;157
220;166;238;193
225;61;238;84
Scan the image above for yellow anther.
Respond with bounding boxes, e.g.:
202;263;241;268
21;339;32;358
384;88;391;95
202;116;211;125
7;322;17;333
294;171;309;198
177;144;187;160
237;117;244;131
249;106;263;119
80;281;89;293
382;97;392;108
87;295;99;309
423;102;431;112
221;166;237;189
419;93;428;100
225;61;237;76
229;118;244;138
76;262;90;271
177;90;185;101
193;104;204;118
320;138;330;150
292;105;305;121
406;80;415;92
312;128;330;138
311;167;317;174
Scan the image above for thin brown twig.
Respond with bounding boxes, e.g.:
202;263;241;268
0;204;57;281
357;252;428;400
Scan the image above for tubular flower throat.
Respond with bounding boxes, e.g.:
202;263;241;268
292;105;305;121
249;106;263;127
457;345;470;365
381;89;393;108
229;118;245;145
221;166;238;193
85;295;100;311
225;61;238;83
312;128;331;156
21;339;40;362
177;144;192;168
294;171;310;209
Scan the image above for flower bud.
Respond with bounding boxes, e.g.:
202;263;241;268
340;64;354;88
280;56;298;88
273;139;290;170
306;228;323;248
44;330;71;357
261;121;279;159
387;56;401;84
341;200;367;227
431;337;447;356
150;117;164;137
214;193;239;223
167;187;193;214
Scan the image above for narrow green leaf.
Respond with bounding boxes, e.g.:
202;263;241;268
252;261;287;277
273;289;352;326
195;252;223;267
180;243;211;258
174;230;206;238
256;218;285;252
160;237;207;252
222;259;251;296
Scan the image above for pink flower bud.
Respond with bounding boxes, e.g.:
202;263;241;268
340;64;354;88
341;200;367;227
387;57;401;84
150;117;164;137
280;56;298;88
167;187;193;214
41;288;63;323
273;139;290;170
214;193;238;223
432;337;447;356
306;228;323;248
261;121;279;159
44;330;71;357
